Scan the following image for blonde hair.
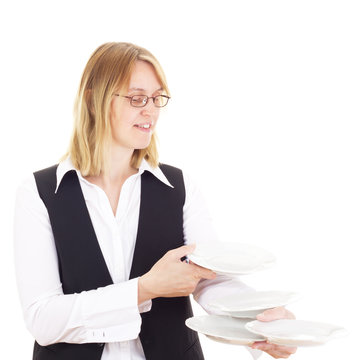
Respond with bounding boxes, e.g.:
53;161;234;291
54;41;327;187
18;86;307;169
61;42;170;176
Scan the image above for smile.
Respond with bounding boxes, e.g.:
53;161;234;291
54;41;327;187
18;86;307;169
135;124;151;129
134;122;153;133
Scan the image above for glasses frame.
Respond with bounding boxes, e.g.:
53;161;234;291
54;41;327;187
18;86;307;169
114;94;171;108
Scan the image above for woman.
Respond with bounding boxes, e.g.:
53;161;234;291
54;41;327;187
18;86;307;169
14;42;296;360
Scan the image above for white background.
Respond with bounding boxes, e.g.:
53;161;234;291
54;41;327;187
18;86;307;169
1;1;359;359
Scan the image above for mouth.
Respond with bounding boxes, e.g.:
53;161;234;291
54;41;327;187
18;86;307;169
134;122;153;132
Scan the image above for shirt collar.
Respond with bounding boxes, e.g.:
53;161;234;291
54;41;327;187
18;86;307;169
138;158;174;188
55;156;174;193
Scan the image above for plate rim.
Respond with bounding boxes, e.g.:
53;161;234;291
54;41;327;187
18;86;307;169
188;253;276;275
245;319;348;346
185;315;266;343
208;290;300;312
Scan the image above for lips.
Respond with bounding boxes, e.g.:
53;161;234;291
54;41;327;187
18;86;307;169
134;123;151;129
134;122;153;133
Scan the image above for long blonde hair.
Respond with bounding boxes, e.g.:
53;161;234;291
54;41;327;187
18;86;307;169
62;42;170;176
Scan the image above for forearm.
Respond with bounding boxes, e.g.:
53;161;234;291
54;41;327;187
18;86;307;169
24;279;150;346
193;275;255;313
14;176;152;346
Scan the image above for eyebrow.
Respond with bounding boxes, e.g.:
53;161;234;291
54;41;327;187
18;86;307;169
128;87;163;92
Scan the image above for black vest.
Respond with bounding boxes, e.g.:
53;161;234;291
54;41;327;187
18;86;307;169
32;164;204;360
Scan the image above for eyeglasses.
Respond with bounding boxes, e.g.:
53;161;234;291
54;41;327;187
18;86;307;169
114;94;171;108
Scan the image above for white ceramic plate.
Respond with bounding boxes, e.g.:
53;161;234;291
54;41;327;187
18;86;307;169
206;334;260;346
208;291;300;313
185;315;265;345
188;242;276;275
245;319;348;346
225;309;267;319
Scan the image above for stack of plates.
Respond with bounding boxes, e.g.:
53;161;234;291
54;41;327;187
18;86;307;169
188;242;276;275
185;241;348;349
185;315;265;346
186;316;348;347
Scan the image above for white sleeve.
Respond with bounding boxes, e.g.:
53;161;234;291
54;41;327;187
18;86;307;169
13;175;150;346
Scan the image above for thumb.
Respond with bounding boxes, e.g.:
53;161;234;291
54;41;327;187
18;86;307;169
169;244;196;260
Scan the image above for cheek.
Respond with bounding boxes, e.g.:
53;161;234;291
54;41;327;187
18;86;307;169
123;110;138;126
152;111;160;124
110;106;135;129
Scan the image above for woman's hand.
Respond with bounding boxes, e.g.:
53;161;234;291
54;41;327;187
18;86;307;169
251;307;297;359
138;244;216;303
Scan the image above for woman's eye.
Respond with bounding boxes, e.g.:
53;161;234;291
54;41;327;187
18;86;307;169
132;96;145;103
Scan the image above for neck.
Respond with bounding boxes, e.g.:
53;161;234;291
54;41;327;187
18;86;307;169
86;145;138;188
107;145;138;183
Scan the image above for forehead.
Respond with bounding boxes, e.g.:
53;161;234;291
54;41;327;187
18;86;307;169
128;61;162;91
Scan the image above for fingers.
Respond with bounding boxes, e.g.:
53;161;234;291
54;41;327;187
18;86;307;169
257;307;295;322
168;244;196;260
191;263;217;280
254;307;297;358
167;245;216;279
252;341;297;359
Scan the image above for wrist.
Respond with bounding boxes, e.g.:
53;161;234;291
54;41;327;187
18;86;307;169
138;275;156;304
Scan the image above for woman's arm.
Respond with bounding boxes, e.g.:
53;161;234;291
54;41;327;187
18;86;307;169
14;175;148;345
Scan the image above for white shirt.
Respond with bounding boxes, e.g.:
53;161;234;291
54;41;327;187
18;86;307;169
14;157;253;360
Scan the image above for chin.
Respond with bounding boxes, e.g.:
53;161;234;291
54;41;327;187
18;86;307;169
134;140;151;150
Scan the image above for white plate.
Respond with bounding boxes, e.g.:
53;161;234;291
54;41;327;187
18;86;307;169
225;309;267;319
206;334;260;346
185;315;265;345
245;319;348;346
208;291;300;313
188;242;276;275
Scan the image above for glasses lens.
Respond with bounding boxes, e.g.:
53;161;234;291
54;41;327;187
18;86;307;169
154;95;169;107
131;95;148;107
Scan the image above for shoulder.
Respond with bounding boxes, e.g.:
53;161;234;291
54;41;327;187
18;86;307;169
16;173;38;197
33;164;58;182
15;172;45;215
158;163;182;175
158;163;200;197
16;164;59;203
158;163;184;185
159;163;185;192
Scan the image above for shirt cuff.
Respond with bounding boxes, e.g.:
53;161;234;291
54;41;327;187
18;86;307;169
193;275;255;314
81;278;142;343
138;299;152;313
